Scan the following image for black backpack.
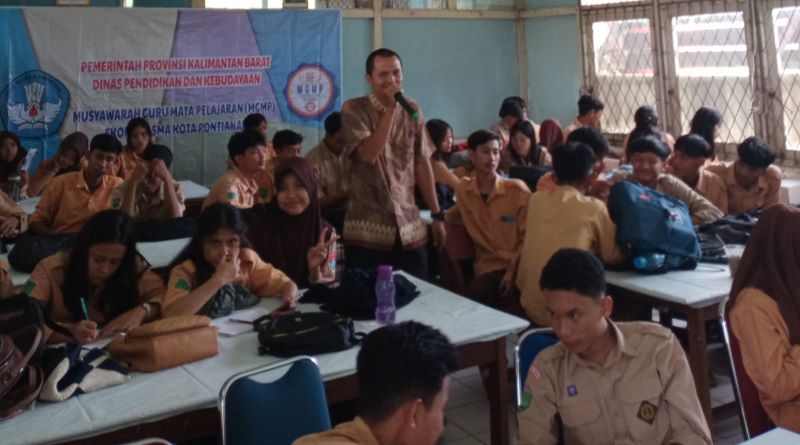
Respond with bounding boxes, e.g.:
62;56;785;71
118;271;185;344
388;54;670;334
0;294;72;360
254;311;361;357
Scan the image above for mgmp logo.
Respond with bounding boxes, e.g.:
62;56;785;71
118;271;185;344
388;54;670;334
0;70;69;138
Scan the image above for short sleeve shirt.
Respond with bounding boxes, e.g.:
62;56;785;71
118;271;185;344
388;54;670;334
112;181;186;221
203;166;259;210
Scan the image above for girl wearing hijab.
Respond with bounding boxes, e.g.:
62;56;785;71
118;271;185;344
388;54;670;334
498;120;551;174
538;118;564;152
0;131;28;195
248;157;338;288
729;204;800;432
28;132;89;196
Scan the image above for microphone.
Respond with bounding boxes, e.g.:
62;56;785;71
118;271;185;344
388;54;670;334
394;92;420;120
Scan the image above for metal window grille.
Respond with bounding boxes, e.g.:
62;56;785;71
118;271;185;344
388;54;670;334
316;0;371;7
762;1;800;151
384;0;446;8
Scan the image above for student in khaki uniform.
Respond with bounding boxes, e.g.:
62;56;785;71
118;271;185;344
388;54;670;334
498;120;551;174
517;249;712;445
117;117;152;180
23;210;164;344
245;113;278;203
562;95;604;141
667;134;728;213
253;129;305;205
203;130;268;210
537;128;610;200
624;136;723;224
294;321;458;445
30;134;124;235
28;132;89;197
516;142;624;325
706;136;782;214
113;144;185;221
162;203;298;318
445;130;529;315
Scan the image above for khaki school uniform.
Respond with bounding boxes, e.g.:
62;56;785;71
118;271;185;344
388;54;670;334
30;169;123;234
517;321;712;445
705;162;782;214
516;185;623;325
202;166;259;210
112;181;186;221
615;172;723;223
694;168;728;214
253;157;278;204
118;146;145;180
293;417;379;445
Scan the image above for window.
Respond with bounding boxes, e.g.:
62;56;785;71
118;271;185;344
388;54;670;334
457;0;514;10
771;5;800;150
384;0;446;8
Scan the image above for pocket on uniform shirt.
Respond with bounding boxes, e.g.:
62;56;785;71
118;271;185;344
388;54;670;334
559;399;607;443
618;373;664;442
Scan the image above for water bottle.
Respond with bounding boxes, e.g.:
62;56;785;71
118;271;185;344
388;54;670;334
633;252;666;272
7;174;20;202
374;265;396;325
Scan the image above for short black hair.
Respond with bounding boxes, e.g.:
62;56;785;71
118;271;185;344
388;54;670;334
467;130;501;150
227;130;266;160
552;142;596;184
90;134;123;155
366;48;402;75
125;117;152;148
689;107;722;149
142;144;173;169
324;112;341;135
272;129;303;151
628;135;669;161
426;119;452;151
540;248;606;299
357;321;458;423
243;113;267;130
566;127;609;159
498;101;525;120
737;136;776;169
578;95;604;116
674;134;713;159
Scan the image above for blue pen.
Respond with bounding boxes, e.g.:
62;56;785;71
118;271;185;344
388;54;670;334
80;298;90;321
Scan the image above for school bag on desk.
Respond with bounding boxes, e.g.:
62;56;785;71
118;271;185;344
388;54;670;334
607;181;701;274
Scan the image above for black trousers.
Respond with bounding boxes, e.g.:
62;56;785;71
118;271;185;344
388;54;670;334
345;234;429;280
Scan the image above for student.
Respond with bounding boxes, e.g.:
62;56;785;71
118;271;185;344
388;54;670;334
162;203;298;318
538;118;563;152
273;129;303;163
517;248;712;444
705;136;782;214
28;132;89;197
563;95;604;140
622;106;675;159
516;142;623;325
340;48;444;279
202;130;267;210
445;130;529;315
24;210;164;344
425;118;459;190
118;118;152;180
0;131;28;196
490;97;526;148
243;112;269;141
248;158;337;288
113;144;185;221
294;321;458;445
729;204;800;432
306;112;350;228
498;120;551;174
624;136;723;223
30;134;124;235
690;106;722;152
667;134;728;213
536;127;610;200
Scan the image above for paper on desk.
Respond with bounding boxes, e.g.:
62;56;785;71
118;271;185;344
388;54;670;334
82;332;125;350
214;321;254;337
228;307;269;323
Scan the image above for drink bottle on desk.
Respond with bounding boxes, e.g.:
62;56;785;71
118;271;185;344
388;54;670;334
633;251;666;273
375;265;396;325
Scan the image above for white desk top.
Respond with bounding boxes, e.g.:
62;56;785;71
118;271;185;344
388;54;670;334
605;263;732;308
3;272;529;445
16;180;209;215
742;427;800;444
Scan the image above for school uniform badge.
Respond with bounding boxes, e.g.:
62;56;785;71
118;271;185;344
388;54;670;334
637;401;657;425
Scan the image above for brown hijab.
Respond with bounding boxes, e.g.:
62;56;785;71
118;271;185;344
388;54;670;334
248;157;329;287
729;204;800;344
539;118;564;151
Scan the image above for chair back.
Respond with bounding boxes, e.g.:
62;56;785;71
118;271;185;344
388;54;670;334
445;223;475;262
515;328;558;407
719;298;773;439
219;356;331;445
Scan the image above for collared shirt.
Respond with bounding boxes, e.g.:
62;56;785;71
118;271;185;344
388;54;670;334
562;118;585;141
306;139;350;200
111;180;186;221
163;248;293;311
203;166;259;210
446;176;529;278
118;146;145;180
498;147;552;174
30;169;123;234
24;252;164;341
517;321;712;445
615;172;723;223
694;168;728;214
730;287;800;433
516;185;623;325
293;417;379;445
253;157;278;204
705;161;782;214
341;93;434;250
28;158;60;197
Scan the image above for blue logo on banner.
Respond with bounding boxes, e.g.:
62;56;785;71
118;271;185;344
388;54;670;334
0;69;69;138
284;64;337;121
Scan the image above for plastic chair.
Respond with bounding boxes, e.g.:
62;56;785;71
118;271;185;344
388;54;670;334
218;356;331;445
719;298;773;440
438;222;475;294
514;327;559;408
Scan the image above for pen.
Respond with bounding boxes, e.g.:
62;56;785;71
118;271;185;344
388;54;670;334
80;297;90;321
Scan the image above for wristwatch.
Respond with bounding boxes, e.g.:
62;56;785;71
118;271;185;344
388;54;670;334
431;210;445;221
140;302;153;320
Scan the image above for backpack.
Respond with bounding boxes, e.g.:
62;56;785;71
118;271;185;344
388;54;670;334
8;233;76;273
607;181;701;273
0;294;73;360
254;311;361;358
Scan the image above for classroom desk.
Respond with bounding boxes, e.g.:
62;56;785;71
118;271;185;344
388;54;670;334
3;272;529;445
605;263;732;427
742;427;800;444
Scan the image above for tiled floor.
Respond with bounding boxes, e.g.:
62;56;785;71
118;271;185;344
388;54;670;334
440;343;745;444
